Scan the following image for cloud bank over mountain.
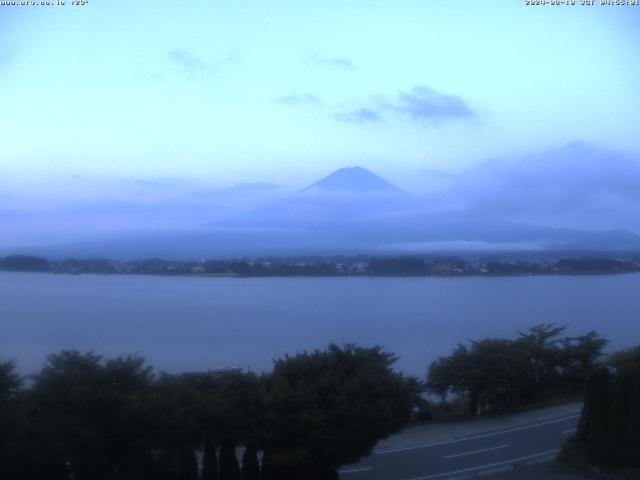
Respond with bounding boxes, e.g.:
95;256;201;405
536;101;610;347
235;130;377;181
429;142;640;232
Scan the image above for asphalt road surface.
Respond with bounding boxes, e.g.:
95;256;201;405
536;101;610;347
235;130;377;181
339;413;580;480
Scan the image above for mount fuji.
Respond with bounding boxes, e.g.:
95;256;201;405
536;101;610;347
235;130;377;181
302;166;404;194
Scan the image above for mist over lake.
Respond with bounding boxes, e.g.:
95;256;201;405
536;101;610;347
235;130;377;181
2;271;639;376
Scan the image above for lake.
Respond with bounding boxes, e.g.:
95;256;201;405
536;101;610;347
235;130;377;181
1;272;639;376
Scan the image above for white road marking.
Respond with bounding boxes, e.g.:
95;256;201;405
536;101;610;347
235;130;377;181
477;465;513;476
375;414;580;454
523;455;556;466
405;449;560;480
562;428;577;434
443;444;508;459
338;467;373;474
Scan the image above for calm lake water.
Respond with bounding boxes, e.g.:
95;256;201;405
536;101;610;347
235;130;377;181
1;272;639;376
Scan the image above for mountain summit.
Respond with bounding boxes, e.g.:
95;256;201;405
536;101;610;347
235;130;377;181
302;166;402;193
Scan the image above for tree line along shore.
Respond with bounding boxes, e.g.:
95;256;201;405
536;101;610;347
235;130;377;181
1;324;638;479
2;254;640;277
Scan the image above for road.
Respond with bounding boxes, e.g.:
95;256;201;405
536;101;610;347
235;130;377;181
339;412;580;480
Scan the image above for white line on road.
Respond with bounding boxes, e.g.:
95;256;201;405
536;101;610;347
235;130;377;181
443;444;508;459
338;467;373;474
477;465;513;476
375;414;580;454
405;449;560;480
562;428;577;434
523;456;556;466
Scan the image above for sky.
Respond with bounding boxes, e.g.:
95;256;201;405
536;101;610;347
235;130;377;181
1;1;640;248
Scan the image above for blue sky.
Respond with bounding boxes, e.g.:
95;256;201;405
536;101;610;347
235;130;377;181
1;0;639;187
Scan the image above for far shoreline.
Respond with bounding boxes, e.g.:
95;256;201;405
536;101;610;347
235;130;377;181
2;252;640;278
3;269;640;280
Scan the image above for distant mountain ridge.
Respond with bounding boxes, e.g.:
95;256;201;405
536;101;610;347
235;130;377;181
302;166;403;193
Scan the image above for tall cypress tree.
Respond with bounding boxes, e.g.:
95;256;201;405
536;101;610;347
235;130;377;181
605;370;633;466
584;367;612;465
577;368;597;441
626;373;640;467
202;435;219;480
241;444;260;480
576;349;640;470
219;438;241;480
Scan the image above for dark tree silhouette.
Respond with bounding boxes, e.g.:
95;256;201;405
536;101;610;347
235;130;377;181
241;444;260;480
0;360;23;479
202;434;219;480
219;437;241;480
573;346;640;469
24;351;156;479
1;344;415;480
260;343;414;479
605;369;635;466
178;448;199;480
427;325;607;417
